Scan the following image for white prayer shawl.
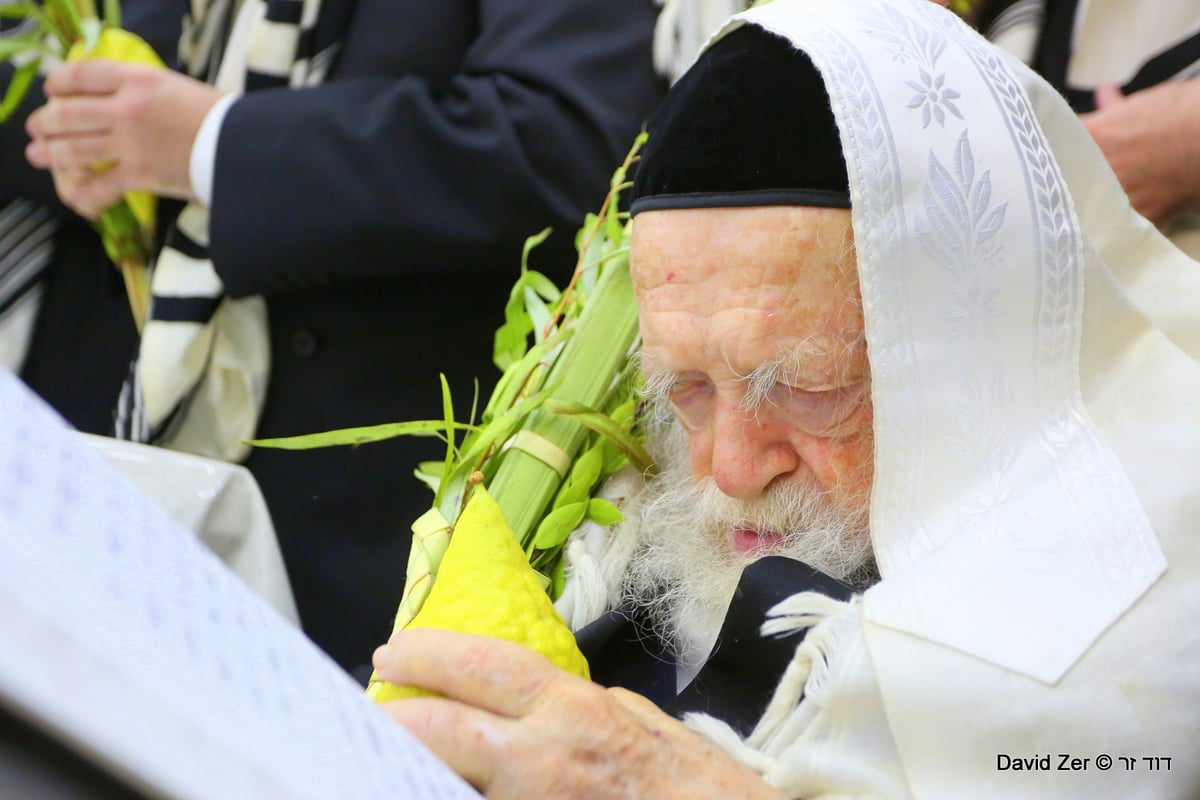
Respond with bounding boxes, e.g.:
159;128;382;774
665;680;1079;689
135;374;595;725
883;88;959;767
643;1;1199;797
117;0;327;462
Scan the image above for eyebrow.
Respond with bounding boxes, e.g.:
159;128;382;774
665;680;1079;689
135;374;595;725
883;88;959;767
639;363;679;406
638;335;867;414
738;352;797;412
635;351;803;413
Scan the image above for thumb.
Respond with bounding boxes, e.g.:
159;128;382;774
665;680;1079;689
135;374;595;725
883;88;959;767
1094;82;1125;110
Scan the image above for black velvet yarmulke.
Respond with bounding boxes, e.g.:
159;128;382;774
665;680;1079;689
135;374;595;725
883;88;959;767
630;24;850;214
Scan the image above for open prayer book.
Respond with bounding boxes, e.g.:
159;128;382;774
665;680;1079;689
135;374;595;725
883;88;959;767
0;369;480;799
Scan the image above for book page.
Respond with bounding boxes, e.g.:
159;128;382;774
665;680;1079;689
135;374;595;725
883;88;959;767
0;370;480;800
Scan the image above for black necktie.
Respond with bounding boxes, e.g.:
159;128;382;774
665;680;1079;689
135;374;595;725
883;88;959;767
666;556;857;735
577;556;858;733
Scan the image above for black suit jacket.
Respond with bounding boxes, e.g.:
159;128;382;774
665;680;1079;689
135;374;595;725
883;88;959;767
2;0;664;676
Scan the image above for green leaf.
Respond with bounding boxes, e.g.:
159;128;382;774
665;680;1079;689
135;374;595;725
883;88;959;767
0;57;39;123
493;293;532;370
576;221;606;296
493;266;562;369
585;498;624;527
95;200;153;265
598;395;638;472
493;228;553;368
524;284;552;345
468;378;480;426
520;227;553;274
457;387;551;469
530;501;586;551
44;0;83;42
75;0;99;22
0;4;41;19
434;373;458;508
550;555;566;600
102;0;120;28
246;418;475;450
604;195;624;250
618;132;649;181
412;465;441;495
436;386;554;522
483;357;528;424
0;34;43;60
523;269;561;301
601;452;629;476
417;460;444;476
483;326;570;423
554;444;603;509
573;212;599;257
543;398;655;475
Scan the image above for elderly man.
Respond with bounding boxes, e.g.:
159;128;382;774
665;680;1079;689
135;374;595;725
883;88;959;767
372;0;1200;797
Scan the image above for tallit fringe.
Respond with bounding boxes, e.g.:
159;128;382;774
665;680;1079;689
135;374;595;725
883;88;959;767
555;537;608;630
554;467;645;630
682;593;862;798
752;592;854;750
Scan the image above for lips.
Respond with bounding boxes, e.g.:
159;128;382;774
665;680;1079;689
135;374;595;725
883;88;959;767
730;527;783;558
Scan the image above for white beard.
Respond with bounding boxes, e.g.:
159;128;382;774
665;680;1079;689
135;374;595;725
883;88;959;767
619;415;875;674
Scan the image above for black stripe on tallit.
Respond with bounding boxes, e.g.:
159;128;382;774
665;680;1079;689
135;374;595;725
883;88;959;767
244;69;291;92
1034;0;1200;112
162;229;208;261
150;296;223;323
265;0;303;25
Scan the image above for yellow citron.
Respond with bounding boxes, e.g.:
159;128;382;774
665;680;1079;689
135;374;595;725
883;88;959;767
66;28;163;227
372;486;590;702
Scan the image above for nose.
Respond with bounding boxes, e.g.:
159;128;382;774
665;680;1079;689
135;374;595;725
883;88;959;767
706;399;801;502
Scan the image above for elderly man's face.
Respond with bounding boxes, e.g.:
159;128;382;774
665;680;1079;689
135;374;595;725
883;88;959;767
631;206;874;558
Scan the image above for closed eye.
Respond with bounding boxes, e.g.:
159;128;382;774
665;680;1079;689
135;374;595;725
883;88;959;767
666;374;714;431
768;381;866;436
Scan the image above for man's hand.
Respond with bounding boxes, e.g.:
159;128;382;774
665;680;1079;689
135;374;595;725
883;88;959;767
24;60;225;219
373;629;787;800
1080;80;1200;227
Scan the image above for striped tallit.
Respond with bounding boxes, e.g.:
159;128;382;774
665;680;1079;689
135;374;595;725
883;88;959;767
980;0;1200;112
115;0;325;461
0;199;54;373
0;4;55;374
979;0;1200;260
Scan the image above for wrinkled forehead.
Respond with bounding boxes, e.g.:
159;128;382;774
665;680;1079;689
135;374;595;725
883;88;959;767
630;205;864;379
630;205;859;300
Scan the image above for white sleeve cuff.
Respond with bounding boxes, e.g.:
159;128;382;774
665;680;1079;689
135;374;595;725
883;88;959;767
188;93;239;207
